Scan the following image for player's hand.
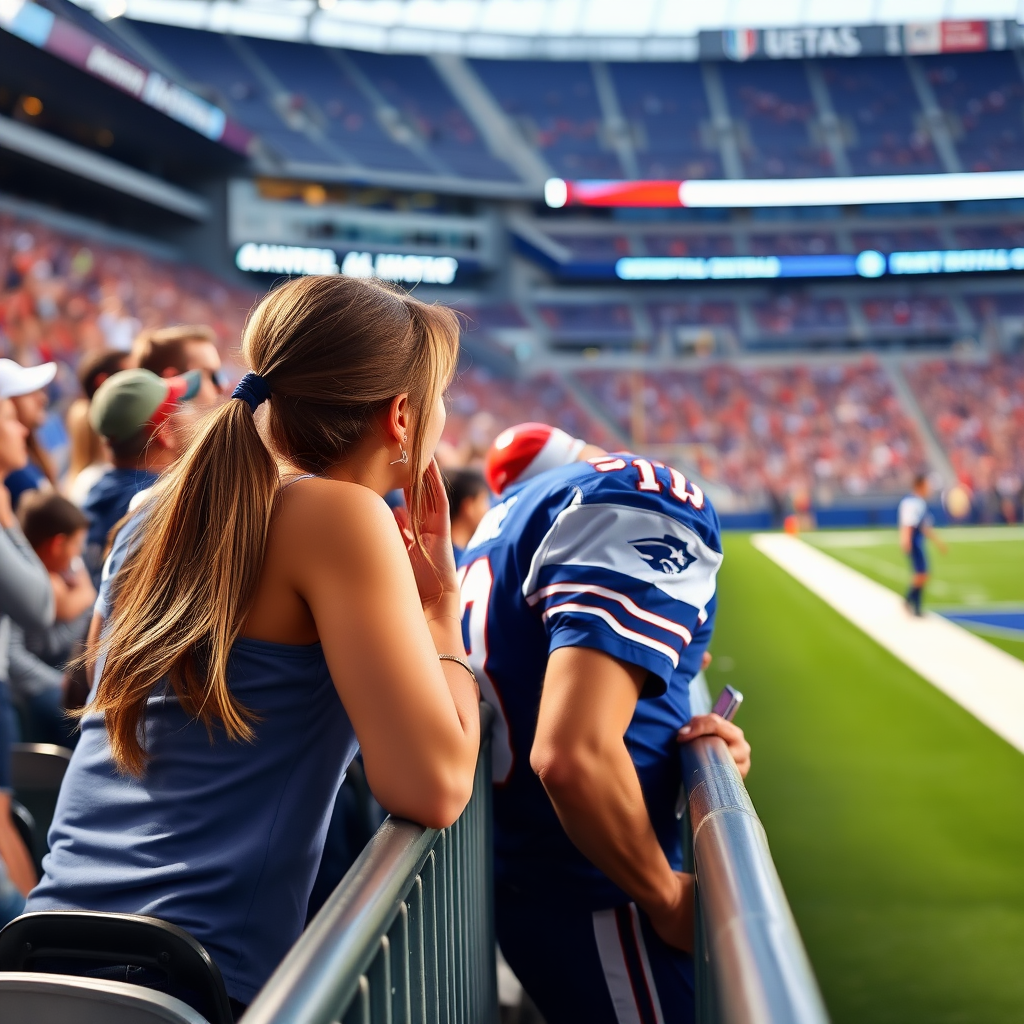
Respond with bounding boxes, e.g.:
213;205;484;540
393;459;459;618
643;871;695;952
678;714;751;778
700;650;712;671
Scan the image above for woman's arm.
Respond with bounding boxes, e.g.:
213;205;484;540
289;479;480;830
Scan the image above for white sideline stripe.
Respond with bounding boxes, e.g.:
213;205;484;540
542;603;680;666
752;533;1024;755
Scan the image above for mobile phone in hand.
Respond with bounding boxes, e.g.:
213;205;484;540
712;685;743;722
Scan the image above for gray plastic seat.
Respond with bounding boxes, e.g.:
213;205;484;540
0;972;209;1023
10;743;73;864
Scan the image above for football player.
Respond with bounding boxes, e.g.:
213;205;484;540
459;422;750;1024
898;472;947;616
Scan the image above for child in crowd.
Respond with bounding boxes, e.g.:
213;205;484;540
8;492;95;745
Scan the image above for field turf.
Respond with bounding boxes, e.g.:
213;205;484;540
707;534;1024;1023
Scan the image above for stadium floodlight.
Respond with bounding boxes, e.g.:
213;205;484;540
547;171;1024;209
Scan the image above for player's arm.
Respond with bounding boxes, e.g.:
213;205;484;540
531;646;695;948
922;524;948;554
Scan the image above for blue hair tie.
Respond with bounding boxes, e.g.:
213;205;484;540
232;372;271;413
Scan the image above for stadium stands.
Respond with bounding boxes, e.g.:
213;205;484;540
922;52;1024;172
907;354;1024;494
821;57;943;175
0;214;253;371
85;27;1024;189
469;59;621;179
442;365;615;460
751;295;850;340
608;62;722;180
719;60;831;177
576;362;928;503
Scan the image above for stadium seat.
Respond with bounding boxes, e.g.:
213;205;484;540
10;744;72;865
0;912;233;1024
0;972;208;1024
9;799;39;874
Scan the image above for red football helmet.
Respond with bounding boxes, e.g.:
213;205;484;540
484;422;586;495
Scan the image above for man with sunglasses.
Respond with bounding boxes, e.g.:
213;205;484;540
131;324;226;408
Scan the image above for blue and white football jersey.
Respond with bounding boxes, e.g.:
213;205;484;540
457;454;723;908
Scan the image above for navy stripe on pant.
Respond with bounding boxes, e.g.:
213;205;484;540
496;884;694;1024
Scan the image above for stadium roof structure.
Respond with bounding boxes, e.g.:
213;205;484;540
73;0;1024;59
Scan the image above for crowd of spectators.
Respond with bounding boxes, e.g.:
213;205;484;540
577;361;928;506
439;365;615;468
907;355;1024;522
0;214;257;917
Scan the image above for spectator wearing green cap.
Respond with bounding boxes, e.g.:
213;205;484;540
82;368;201;584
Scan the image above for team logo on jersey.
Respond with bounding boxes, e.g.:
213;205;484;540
630;535;696;575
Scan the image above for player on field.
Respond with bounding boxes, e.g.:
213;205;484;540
459;422;750;1024
898;472;947;617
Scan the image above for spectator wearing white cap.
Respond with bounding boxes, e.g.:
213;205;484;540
0;359;57;513
0;370;56;923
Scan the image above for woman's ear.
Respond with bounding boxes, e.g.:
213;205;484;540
387;393;411;443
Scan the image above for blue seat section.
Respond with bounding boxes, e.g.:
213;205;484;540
469;59;623;178
345;52;517;180
719;61;831;177
127;22;334;163
922;52;1024;172
752;294;850;340
537;302;635;339
549;234;631;260
821;57;940;175
240;39;432;174
609;63;722;179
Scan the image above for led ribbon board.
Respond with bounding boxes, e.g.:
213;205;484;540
613;248;1024;281
235;244;459;284
545;172;1024;209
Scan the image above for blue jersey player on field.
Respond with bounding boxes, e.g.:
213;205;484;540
458;423;750;1024
898;472;947;617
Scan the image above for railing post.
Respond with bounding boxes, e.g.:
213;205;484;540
243;704;497;1024
680;736;829;1024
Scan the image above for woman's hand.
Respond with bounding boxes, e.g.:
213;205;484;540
393;459;459;619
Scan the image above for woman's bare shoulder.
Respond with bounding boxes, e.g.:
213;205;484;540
270;477;403;564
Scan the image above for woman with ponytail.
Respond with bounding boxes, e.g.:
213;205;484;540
27;276;481;1013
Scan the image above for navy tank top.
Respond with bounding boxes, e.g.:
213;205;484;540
27;635;358;1004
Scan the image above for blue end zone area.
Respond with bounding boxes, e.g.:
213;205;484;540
940;609;1024;640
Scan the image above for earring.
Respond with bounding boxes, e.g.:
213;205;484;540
389;433;409;466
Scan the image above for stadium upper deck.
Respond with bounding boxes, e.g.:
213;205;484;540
77;21;1024;187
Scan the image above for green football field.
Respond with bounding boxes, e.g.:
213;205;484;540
707;532;1024;1023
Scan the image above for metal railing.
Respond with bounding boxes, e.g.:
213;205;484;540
244;706;497;1024
681;735;830;1024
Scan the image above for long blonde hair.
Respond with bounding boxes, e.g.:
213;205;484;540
89;275;460;775
65;397;105;480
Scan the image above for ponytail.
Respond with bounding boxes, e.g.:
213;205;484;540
89;274;460;775
87;397;278;775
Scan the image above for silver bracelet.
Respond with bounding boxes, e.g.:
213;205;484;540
438;654;476;683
